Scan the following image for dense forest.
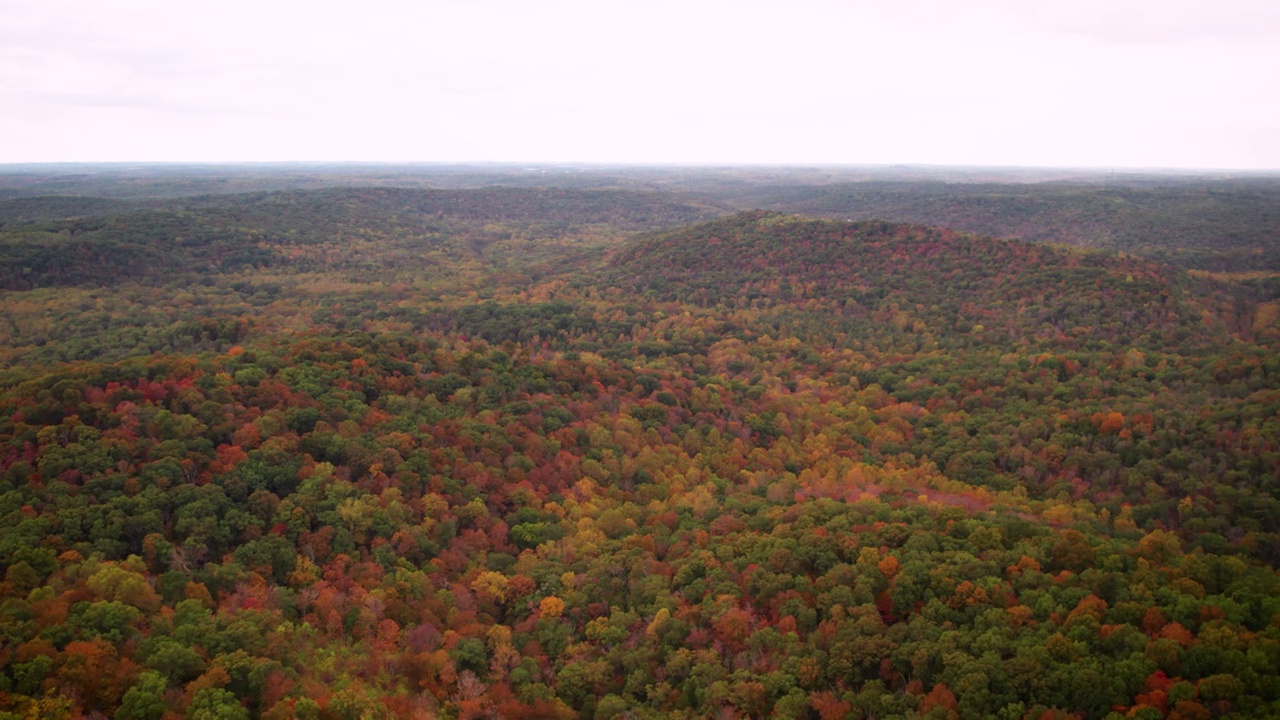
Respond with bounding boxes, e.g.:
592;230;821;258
0;166;1278;720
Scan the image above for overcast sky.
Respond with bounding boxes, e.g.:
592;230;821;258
3;0;1278;168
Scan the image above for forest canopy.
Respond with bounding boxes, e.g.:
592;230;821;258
0;166;1277;720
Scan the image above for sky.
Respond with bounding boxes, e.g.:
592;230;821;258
3;0;1279;168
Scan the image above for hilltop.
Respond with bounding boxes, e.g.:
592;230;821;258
721;181;1280;273
605;211;1243;351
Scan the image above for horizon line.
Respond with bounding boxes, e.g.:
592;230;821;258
2;160;1279;175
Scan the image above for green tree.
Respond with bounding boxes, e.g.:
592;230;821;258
115;671;168;720
187;687;250;720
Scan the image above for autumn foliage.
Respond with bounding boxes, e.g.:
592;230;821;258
0;191;1277;719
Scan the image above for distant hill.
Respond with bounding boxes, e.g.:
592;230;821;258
728;181;1280;272
0;195;138;225
0;187;728;289
606;211;1232;350
167;186;729;229
5;165;1277;273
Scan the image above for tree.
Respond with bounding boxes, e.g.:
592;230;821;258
116;671;169;720
187;687;250;720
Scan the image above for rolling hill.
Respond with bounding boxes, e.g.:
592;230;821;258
0;187;728;290
605;211;1230;351
728;181;1280;273
0;176;1277;719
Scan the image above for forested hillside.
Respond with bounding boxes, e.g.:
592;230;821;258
725;182;1280;274
0;187;725;290
0;176;1278;720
